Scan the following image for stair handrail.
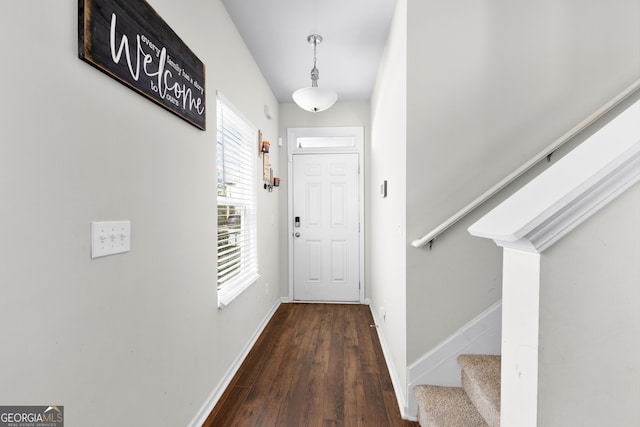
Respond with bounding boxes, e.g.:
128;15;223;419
411;79;640;249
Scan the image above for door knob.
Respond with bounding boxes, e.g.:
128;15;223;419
294;232;301;238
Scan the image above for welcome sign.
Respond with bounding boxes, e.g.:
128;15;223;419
79;0;206;130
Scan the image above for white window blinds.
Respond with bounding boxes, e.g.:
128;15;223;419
216;94;259;307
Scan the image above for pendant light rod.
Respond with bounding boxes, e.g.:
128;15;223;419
308;34;322;87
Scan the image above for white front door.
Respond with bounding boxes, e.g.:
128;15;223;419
292;153;360;301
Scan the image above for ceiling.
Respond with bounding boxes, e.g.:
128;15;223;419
221;0;397;104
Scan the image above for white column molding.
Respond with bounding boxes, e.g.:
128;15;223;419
468;99;640;254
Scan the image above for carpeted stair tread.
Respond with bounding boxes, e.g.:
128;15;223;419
414;384;488;427
458;354;501;427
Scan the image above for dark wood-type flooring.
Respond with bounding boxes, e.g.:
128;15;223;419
204;303;419;427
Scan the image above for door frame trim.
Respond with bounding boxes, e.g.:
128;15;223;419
287;126;365;303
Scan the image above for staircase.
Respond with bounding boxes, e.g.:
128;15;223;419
414;354;501;426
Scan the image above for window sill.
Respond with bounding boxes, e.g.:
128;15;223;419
217;274;260;309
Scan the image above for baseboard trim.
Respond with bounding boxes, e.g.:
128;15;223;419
366;301;417;422
407;299;502;417
188;297;285;427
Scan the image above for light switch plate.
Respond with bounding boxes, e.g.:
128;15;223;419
91;221;131;258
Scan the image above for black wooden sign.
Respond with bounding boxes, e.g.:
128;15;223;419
79;0;206;130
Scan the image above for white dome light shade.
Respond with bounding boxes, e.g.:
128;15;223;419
292;86;338;112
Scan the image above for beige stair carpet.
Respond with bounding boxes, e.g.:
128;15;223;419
414;384;488;427
414;354;501;426
458;354;501;427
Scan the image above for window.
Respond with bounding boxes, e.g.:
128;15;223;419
216;94;259;307
296;136;356;149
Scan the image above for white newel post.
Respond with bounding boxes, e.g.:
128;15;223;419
468;98;640;426
500;248;540;427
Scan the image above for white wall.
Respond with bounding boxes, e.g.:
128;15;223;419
537;182;640;426
369;0;409;408
0;2;280;426
405;0;640;362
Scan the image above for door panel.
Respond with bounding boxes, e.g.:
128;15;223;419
305;240;322;282
330;240;347;282
293;153;360;301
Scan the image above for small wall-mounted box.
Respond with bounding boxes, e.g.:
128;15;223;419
380;180;387;198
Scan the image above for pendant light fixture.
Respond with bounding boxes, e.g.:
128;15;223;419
292;34;338;112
